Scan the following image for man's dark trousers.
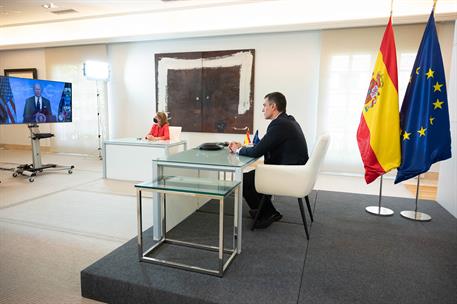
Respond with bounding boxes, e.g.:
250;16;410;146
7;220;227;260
243;170;277;217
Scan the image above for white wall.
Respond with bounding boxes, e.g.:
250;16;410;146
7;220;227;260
318;22;455;174
437;20;457;218
45;45;108;154
107;31;321;149
0;49;53;146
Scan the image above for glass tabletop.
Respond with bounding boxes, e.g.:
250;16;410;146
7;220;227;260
104;138;185;146
157;148;257;168
135;176;240;197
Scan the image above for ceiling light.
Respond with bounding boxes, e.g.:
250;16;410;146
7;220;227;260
42;3;57;9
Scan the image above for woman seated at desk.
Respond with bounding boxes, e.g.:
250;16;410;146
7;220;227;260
145;112;170;141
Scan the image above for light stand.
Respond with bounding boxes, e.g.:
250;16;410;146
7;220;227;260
83;61;109;160
96;81;103;160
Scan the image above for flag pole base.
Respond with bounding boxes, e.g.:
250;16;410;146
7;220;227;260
400;210;431;222
365;206;394;216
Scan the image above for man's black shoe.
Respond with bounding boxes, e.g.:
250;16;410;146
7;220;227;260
249;209;282;222
253;212;282;229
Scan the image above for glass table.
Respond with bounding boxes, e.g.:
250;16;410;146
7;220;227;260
152;148;258;254
135;176;241;277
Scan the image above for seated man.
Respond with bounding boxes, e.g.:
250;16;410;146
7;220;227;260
229;92;309;228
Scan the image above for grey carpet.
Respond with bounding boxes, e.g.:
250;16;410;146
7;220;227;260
298;191;457;304
198;190;318;225
81;190;457;304
81;212;308;304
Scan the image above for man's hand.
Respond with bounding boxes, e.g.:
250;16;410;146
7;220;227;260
228;141;242;153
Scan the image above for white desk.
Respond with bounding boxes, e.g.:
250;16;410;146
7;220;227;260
103;138;187;181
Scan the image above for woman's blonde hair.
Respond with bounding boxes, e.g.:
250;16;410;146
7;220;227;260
156;112;168;126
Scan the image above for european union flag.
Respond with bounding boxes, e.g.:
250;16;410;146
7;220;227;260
253;129;260;145
395;11;452;184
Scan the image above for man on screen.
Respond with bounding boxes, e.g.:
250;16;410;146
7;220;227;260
23;83;53;123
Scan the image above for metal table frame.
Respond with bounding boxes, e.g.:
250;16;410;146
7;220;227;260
152;153;258;254
136;180;240;277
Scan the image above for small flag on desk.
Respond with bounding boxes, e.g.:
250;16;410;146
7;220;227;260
244;128;251;145
253;130;260;145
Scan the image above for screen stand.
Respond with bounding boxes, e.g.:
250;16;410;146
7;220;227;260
12;124;75;182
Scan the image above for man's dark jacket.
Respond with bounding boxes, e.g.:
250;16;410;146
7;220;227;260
23;96;52;123
239;112;308;165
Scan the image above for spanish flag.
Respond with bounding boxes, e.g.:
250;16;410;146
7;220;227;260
244;128;251;145
357;17;401;184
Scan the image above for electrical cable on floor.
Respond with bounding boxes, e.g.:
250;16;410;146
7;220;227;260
0;167;14;171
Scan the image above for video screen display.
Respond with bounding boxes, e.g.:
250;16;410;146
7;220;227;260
0;76;72;125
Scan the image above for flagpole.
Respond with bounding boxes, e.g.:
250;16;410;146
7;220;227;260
400;175;432;221
365;175;394;216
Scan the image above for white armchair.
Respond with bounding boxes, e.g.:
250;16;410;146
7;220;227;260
254;134;330;239
169;126;182;141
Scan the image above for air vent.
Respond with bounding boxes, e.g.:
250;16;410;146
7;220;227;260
51;9;78;15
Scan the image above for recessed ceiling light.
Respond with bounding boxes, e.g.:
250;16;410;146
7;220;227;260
42;3;57;9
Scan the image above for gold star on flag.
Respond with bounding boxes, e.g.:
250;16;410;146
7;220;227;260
433;99;444;109
429;116;435;125
418;127;427;137
433;81;443;92
426;68;434;79
403;131;411;140
415;67;421;75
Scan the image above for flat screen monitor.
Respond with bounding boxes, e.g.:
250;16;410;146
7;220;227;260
0;76;72;125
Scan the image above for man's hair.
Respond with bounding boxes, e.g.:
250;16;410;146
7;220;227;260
264;92;287;112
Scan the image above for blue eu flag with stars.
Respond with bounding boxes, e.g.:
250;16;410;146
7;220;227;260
253;130;260;145
395;11;452;184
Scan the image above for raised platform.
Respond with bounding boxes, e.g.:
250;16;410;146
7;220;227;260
81;191;457;304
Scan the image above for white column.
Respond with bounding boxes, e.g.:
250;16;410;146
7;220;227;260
437;20;457;218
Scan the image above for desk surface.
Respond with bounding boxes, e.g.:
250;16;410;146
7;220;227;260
104;138;186;147
157;148;257;168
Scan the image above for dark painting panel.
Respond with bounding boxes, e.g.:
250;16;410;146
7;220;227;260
155;49;255;134
167;69;202;132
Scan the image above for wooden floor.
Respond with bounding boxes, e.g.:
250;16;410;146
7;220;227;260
404;172;438;201
405;184;437;200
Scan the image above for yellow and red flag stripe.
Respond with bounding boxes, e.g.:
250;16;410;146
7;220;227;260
244;128;251;145
357;17;401;184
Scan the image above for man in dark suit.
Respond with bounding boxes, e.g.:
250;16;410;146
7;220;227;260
23;83;53;123
229;92;309;228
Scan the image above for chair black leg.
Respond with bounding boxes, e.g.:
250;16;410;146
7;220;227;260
305;195;314;222
298;198;310;240
251;196;266;231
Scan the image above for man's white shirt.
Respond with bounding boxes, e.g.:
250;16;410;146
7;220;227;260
35;96;42;110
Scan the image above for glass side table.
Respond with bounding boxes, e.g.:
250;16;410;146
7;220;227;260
135;176;241;277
